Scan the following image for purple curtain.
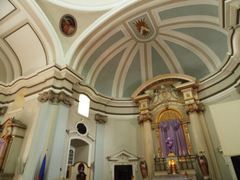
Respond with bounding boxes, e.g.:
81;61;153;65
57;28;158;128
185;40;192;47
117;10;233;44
0;138;5;155
159;119;188;157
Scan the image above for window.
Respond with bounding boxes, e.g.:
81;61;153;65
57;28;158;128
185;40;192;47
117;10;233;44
78;94;90;117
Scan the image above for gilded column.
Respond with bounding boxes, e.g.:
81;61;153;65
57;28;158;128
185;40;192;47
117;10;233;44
134;94;154;179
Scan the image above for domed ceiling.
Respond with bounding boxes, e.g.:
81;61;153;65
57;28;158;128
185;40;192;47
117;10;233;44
70;0;229;98
0;0;230;99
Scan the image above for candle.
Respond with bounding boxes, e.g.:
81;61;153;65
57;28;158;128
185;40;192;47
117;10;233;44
179;151;181;156
153;154;155;158
183;151;185;156
188;150;190;155
162;153;164;157
158;154;160;158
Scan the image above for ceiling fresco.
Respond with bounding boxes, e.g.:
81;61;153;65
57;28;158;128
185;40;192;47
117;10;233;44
0;0;230;99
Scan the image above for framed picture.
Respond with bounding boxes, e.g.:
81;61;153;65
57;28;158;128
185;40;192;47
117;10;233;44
60;14;77;36
69;161;91;180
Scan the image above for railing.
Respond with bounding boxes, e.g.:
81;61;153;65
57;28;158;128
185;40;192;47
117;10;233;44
154;155;196;171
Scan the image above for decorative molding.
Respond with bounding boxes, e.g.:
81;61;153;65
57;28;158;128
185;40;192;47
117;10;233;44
38;90;74;107
107;149;139;180
95;113;108;124
216;145;238;180
0;106;8;116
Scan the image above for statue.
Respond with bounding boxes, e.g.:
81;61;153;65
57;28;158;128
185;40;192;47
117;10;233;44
198;155;209;176
165;137;174;153
140;161;148;180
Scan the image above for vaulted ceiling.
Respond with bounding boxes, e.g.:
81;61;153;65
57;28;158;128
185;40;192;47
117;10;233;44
0;0;230;98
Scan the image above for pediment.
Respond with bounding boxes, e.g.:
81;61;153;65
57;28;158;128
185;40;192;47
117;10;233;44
107;149;139;162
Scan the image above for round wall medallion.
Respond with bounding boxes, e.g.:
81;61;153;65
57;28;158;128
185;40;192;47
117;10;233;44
77;123;87;135
60;14;77;36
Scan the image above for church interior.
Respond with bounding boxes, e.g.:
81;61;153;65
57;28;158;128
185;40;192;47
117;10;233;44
0;0;240;180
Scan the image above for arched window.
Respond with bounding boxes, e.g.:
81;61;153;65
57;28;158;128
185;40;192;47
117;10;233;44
78;94;90;117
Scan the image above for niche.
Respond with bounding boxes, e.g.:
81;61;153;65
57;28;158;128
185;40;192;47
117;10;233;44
70;139;89;164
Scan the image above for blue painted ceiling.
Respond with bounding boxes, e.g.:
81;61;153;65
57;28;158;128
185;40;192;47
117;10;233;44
71;1;229;98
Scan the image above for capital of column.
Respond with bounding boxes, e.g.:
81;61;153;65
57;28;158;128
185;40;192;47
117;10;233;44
138;112;152;124
95;113;108;124
0;106;8;116
38;90;74;107
184;103;198;114
197;103;205;113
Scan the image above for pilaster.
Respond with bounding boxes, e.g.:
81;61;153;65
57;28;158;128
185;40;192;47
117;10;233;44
93;113;108;180
23;90;73;180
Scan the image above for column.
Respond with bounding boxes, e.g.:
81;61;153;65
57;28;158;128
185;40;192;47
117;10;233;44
135;94;154;179
182;88;215;180
23;90;73;180
93;113;107;180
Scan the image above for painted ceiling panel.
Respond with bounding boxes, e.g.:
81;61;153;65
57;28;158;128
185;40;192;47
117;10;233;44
128;13;155;40
5;24;46;76
123;50;142;97
94;49;126;96
0;59;7;83
0;0;15;20
165;40;210;79
158;4;218;20
81;30;125;78
174;27;228;62
151;46;170;77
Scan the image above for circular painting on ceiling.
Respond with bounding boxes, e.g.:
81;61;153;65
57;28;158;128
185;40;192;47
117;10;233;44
60;14;76;36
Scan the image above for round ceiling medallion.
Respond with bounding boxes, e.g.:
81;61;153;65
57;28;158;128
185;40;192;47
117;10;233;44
60;14;77;36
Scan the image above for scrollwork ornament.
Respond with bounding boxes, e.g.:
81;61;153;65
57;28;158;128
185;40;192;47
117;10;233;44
184;103;198;114
38;90;74;107
0;106;8;116
95;113;108;124
197;103;205;113
138;113;152;123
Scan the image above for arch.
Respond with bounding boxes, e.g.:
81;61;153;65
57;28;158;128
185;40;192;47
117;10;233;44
132;74;196;99
67;136;93;170
155;107;183;123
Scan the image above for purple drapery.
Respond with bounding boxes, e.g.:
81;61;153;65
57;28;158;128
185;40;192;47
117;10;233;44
159;119;188;157
0;138;5;155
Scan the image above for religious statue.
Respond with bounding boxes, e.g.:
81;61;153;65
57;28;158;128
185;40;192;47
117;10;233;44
198;155;209;176
76;163;87;180
140;161;148;180
165;137;174;153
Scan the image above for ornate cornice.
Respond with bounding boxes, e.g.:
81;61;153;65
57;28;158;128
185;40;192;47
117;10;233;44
0;106;8;116
138;112;152;124
38;90;74;107
95;113;108;124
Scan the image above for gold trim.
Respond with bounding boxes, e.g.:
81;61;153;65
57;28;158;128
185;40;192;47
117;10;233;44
155;107;183;123
182;124;194;155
